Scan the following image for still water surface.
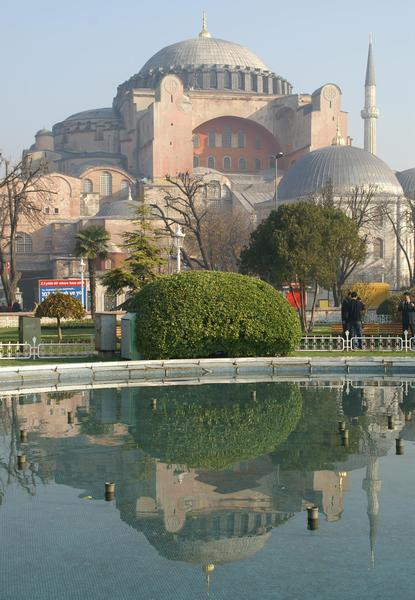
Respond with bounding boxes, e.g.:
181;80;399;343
0;380;415;599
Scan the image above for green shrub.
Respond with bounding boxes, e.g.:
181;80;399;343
377;293;402;321
127;271;301;359
132;382;302;470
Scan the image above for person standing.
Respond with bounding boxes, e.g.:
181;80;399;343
341;291;352;337
347;292;365;349
398;292;415;337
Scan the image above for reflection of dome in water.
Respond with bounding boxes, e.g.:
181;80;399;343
120;507;292;565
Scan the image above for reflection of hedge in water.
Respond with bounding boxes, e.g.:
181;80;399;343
271;387;363;472
133;383;302;470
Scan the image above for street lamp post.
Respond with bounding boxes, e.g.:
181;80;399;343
80;258;85;308
271;152;284;212
172;224;185;273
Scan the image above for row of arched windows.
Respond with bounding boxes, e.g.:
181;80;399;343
194;132;255;149
193;155;263;172
82;173;131;197
193;71;269;92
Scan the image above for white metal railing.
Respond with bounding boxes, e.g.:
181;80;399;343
299;330;415;352
0;336;95;359
0;342;32;359
300;336;345;351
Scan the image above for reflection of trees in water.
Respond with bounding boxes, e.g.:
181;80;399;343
271;387;363;472
131;383;302;470
0;397;38;504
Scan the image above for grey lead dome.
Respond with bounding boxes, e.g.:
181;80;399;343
396;168;415;200
278;145;403;200
139;36;270;73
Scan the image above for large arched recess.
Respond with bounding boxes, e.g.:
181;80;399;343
192;116;281;174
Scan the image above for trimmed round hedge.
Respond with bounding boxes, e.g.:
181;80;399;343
127;271;301;359
132;383;302;470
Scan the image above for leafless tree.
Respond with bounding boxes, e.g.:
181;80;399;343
150;172;211;269
0;157;54;307
382;195;415;287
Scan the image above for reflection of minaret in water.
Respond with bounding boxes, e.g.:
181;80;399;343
362;453;381;567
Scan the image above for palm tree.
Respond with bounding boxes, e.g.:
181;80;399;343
74;226;110;317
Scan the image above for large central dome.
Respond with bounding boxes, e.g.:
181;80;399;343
139;36;270;73
117;21;292;96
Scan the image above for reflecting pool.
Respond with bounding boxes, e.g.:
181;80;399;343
1;380;415;599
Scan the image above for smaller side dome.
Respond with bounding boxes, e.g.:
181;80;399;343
278;145;403;201
396;168;415;199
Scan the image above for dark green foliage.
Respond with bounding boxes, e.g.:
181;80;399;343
132;383;302;470
127;270;301;359
101;207;165;299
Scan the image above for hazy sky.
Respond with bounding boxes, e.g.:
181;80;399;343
1;0;414;170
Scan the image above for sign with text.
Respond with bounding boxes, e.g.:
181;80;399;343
38;279;87;305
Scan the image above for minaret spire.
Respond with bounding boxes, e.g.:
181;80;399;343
361;34;379;154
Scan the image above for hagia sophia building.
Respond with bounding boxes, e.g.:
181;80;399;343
14;15;415;308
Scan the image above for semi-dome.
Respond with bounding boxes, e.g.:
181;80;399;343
64;107;120;122
278;145;403;201
396;168;415;199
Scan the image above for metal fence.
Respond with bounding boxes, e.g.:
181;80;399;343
299;331;414;352
0;337;95;360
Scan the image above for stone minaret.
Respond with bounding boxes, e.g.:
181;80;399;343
361;35;379;154
362;453;381;567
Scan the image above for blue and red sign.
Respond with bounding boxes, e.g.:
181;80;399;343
38;279;87;305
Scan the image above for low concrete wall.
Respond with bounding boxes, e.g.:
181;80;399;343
0;356;414;394
0;311;125;328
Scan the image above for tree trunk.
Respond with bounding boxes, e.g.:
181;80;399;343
88;258;96;318
307;282;319;333
57;317;62;342
332;284;340;307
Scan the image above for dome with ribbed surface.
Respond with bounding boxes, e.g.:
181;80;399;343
396;168;415;199
278;145;403;200
140;36;269;73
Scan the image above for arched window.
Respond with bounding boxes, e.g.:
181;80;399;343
207;180;221;199
16;233;32;254
83;178;93;193
193;134;200;149
208;131;216;148
210;71;217;88
120;179;130;198
224;71;232;89
373;238;384;259
237;132;245;148
222;126;232;148
254;158;261;171
262;77;269;93
374;207;383;228
100;171;112;196
255;137;262;150
239;157;247;171
207;156;215;169
223;156;231;171
193;155;200;168
196;71;203;88
251;74;258;92
237;71;244;90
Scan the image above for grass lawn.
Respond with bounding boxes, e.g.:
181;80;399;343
0;326;95;343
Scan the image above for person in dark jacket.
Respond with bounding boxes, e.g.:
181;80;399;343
398;292;415;336
347;292;366;349
341;291;352;337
